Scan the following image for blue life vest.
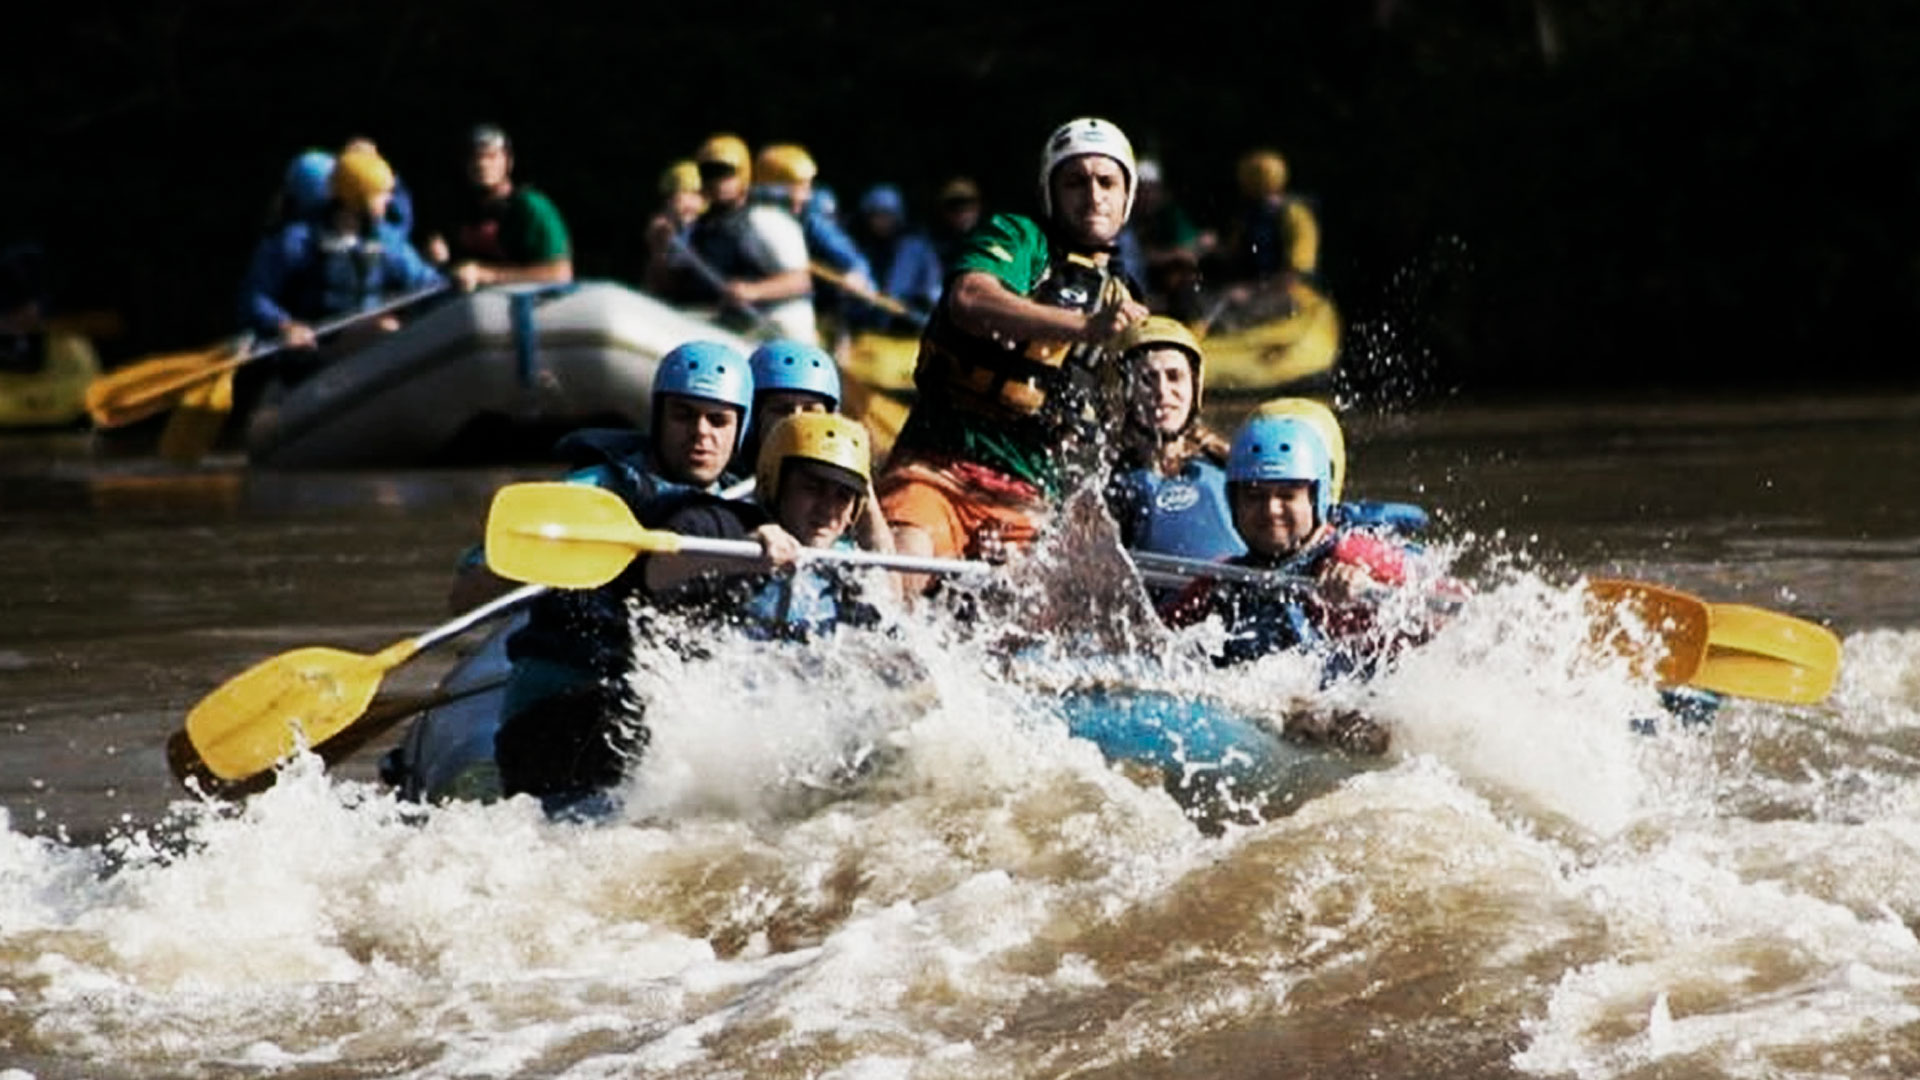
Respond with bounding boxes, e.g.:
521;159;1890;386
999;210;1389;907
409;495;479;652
1205;526;1422;685
735;542;867;641
289;222;430;322
1111;458;1247;561
1332;500;1428;536
552;428;722;524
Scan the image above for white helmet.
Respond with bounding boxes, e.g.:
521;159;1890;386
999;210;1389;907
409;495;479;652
1038;117;1136;223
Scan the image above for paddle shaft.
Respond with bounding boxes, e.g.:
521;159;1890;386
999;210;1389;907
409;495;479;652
1130;551;1314;590
108;283;449;421
808;261;927;326
413;582;547;654
316;673;514;773
664;532;988;577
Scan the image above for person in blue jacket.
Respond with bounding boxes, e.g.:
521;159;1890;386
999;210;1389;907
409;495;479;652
237;146;443;352
1104;315;1243;565
489;340;760;802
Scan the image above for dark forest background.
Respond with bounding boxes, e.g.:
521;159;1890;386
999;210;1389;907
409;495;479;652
6;1;1918;400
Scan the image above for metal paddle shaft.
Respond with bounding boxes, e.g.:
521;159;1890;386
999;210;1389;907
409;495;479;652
485;481;988;589
1130;551;1315;591
91;283;449;428
808;261;928;327
667;533;987;577
1137;560;1811;700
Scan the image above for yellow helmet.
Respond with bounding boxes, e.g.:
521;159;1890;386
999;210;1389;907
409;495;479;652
1117;314;1208;425
755;412;872;512
695;133;753;184
1237;149;1288;199
1249;396;1345;503
330;147;396;206
1116;314;1202;363
754;143;818;188
659;159;701;197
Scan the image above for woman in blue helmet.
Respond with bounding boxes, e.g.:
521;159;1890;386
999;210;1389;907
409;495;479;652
489;340;760;801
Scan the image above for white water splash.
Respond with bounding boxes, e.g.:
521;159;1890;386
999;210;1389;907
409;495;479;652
2;587;1916;1077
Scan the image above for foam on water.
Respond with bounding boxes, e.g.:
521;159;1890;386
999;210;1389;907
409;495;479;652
2;573;1917;1078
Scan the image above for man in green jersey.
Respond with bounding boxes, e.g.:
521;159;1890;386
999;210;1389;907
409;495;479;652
876;117;1150;570
427;124;574;291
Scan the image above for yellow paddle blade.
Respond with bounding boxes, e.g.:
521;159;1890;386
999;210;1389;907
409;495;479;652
1694;603;1842;705
1585;579;1711;687
1691;650;1837;706
184;646;393;781
484;482;680;589
84;346;236;428
1709;604;1843;671
157;367;236;463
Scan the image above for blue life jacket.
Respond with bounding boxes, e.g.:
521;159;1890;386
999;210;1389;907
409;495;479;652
734;541;873;641
239;217;443;336
1332;500;1428;536
1110;457;1247;561
1204;523;1429;684
1211;550;1327;670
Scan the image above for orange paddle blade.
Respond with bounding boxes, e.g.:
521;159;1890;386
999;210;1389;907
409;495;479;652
1585;579;1711;687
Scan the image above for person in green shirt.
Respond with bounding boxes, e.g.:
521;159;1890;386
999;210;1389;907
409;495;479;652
426;124;574;291
875;117;1151;575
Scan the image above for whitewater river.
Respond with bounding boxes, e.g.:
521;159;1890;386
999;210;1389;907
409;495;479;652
3;387;1918;1079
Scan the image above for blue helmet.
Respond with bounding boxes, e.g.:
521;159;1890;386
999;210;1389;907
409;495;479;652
748;339;841;411
1225;414;1334;526
651;340;754;451
859;183;904;217
809;184;840;219
283;150;336;218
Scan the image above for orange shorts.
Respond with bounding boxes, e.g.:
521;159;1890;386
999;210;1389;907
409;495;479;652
877;455;1049;560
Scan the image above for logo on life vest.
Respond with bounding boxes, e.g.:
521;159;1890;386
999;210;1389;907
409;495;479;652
1154;482;1201;513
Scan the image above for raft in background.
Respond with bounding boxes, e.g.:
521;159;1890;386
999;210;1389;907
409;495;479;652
0;330;101;429
246;281;755;468
1199;279;1340;398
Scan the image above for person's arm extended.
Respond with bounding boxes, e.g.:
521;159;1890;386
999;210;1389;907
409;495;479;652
456;256;573;290
727;266;811;305
644;522;801;593
239;231;298;337
946;270;1144;345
